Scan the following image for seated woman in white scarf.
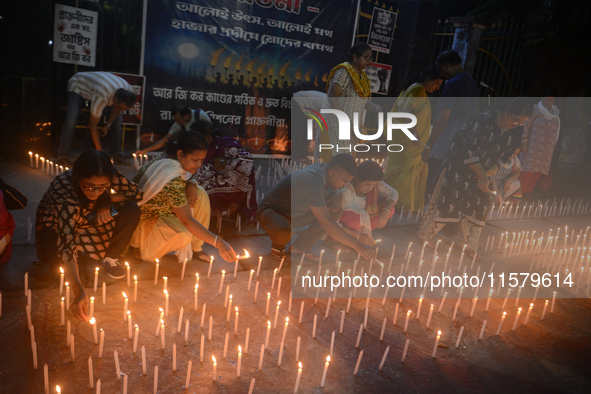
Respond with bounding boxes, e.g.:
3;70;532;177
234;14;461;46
130;131;236;263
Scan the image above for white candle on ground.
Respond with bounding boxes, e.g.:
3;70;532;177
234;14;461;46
154;259;159;285
496;312;506;335
123;374;128;394
160;320;165;349
164;290;169;317
432;330;441;357
155;308;164;336
177;306;184;333
355;323;363;348
200;335;204;363
102;282;106;306
88;357;93;388
541;300;549;320
208;316;213;341
185;319;190;344
208;256;214;278
379;345;390;370
114;350;121;380
60;297;65;326
274;301;281;328
194;285;199;311
181;258;187;281
127;311;132;339
154;365;159;392
122;292;129;321
126;262;131;287
294;362;303;392
296;336;301;361
312;314;318;339
524;303;534;325
43;363;48;394
278;341;284;366
94;267;99;293
426;304;434;328
258;344;265;369
200;303;207;327
401;339;410;362
185;360;192;389
98;329;104;358
133;324;139;353
404;310;411;333
218;270;226;295
455;326;464;348
142;346;146;375
134;276;138;303
299;301;305;324
226;295;233;322
245;327;250;353
89;296;95;317
248;270;254;291
320;356;330;387
173;342;177;371
511;307;522;331
90;317;98;344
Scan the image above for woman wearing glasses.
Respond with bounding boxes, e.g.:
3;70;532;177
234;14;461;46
36;150;142;321
417;98;532;260
319;42;376;162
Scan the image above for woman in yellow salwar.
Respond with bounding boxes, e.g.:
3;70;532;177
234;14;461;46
130;131;237;263
384;66;443;212
319;43;375;163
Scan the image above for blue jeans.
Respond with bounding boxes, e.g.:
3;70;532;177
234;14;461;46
58;92;123;157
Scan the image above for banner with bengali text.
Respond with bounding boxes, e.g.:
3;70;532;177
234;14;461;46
53;4;98;67
142;0;360;155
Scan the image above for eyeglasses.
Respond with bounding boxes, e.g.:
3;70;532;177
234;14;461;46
511;115;528;126
81;185;110;192
360;54;373;61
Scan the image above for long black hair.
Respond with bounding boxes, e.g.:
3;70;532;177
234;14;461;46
72;150;116;181
402;65;441;91
164;130;209;157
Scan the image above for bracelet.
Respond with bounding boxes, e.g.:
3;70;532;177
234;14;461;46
381;208;391;215
187;179;198;186
213;235;219;248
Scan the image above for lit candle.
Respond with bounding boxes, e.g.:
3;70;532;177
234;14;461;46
56;385;61;394
219;270;226;295
274;301;281;329
479;320;487;339
470;296;478;317
265;292;271;316
432;330;441;357
207;256;215;278
354;350;364;376
234;307;240;335
426;304;434;328
294;362;303;393
277;276;282;298
404;310;411;333
212;355;217;381
163;276;168;292
98;329;104;358
257;256;263;276
265;320;271;349
281;317;289;343
94;267;99;293
496;312;507;335
195;272;199;287
155;308;164;336
200;303;207;328
184;319;190;344
320;356;330;387
133;324;139;353
194;284;199;311
379;317;387;342
299;301;305;324
164;290;169;317
154;259;159;285
133;275;138;303
90;317;98;344
29;151;33;167
43;364;48;393
237;345;242;376
160;319;166;349
60;297;65;326
541;300;549;320
127;311;132;339
511;307;522;331
125;262;131;287
254;281;259;304
524;303;534;325
416;295;423;319
278;340;285;366
272;268;278;290
122;292;128;321
65;282;70;308
551;291;557;313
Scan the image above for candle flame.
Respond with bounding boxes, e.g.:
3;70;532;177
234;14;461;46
503;312;507;316
229;294;232;299
251;269;254;273
326;356;331;362
156;259;159;263
161;319;164;324
134;275;137;280
286;317;289;322
267;321;271;326
135;324;138;328
62;297;64;301
95;267;99;272
65;282;69;287
235;306;238;311
56;385;61;393
111;189;116;194
195;284;199;289
437;330;441;335
278;301;281;305
239;345;242;352
122;292;128;298
164;290;168;295
299;362;302;368
90;296;94;301
212;355;216;363
222;270;225;274
530;303;534;307
159;308;163;312
90;317;96;324
125;261;129;267
518;307;522;311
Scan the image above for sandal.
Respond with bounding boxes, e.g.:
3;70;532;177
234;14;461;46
271;247;287;260
193;251;211;262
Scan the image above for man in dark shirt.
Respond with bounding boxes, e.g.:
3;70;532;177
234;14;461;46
257;154;376;260
422;50;480;200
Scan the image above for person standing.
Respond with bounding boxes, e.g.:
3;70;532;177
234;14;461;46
421;50;479;201
58;72;136;166
136;105;213;155
321;43;377;163
384;66;443;212
519;93;560;197
418;98;531;259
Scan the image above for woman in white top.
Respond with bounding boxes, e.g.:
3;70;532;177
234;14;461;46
337;160;398;246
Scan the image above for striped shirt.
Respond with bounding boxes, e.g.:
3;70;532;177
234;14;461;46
67;72;133;118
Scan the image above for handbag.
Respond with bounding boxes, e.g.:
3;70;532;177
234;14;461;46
0;178;28;210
